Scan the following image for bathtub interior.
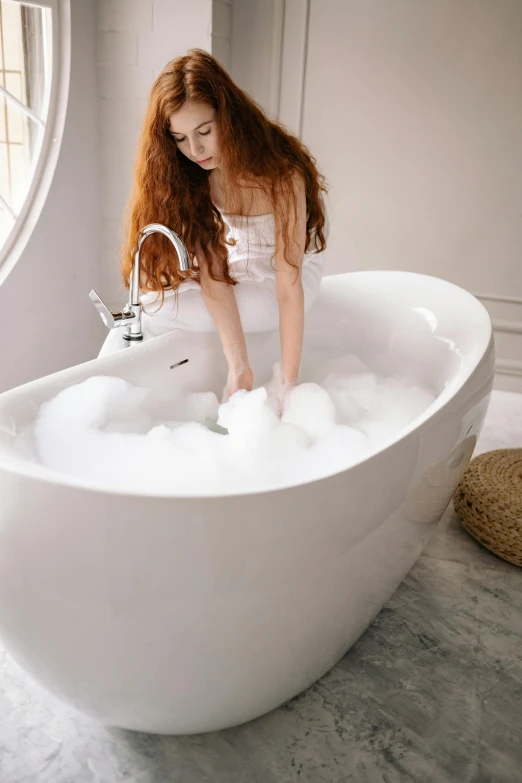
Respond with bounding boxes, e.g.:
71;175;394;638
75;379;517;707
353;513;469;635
0;272;491;474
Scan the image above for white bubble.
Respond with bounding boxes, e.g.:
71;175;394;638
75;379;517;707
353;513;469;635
218;387;279;451
31;357;436;495
297;425;369;482
183;391;220;424
282;383;337;441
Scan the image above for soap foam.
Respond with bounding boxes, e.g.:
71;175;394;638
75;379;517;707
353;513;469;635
32;358;436;495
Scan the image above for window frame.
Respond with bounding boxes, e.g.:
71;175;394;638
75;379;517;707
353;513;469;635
0;0;70;283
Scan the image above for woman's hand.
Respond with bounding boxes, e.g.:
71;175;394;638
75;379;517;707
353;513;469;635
224;366;254;401
265;364;295;417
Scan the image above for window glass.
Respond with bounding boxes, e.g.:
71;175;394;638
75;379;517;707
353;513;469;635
0;0;52;250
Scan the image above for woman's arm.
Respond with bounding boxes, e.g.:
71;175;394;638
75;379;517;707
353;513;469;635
197;244;253;397
275;172;307;388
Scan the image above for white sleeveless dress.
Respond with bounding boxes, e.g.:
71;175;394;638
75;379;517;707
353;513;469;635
98;209;328;357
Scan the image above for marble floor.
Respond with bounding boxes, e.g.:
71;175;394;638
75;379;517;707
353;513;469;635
1;391;521;783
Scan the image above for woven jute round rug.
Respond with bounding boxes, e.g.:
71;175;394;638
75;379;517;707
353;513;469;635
454;448;522;567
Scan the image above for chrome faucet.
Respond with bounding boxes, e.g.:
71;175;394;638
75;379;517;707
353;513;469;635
90;223;191;344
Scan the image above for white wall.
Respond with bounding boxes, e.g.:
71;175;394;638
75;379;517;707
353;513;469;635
229;0;284;118
301;0;522;391
0;0;104;393
97;0;213;310
230;0;522;392
212;0;233;72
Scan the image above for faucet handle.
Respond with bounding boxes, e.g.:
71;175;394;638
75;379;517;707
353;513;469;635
89;290;136;330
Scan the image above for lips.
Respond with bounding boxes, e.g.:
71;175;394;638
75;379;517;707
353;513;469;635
197;157;212;164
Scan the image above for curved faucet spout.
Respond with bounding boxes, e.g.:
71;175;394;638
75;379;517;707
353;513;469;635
130;223;191;306
89;223;191;345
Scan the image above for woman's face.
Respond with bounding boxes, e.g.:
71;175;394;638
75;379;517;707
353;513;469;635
169;101;219;169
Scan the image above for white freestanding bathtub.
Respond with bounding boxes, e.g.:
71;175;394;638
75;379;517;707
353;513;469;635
0;271;494;735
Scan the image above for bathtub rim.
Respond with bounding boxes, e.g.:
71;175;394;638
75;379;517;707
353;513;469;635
0;270;495;499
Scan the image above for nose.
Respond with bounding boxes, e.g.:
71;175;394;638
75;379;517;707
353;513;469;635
189;136;204;160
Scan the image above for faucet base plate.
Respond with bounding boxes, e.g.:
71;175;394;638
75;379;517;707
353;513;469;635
122;334;144;342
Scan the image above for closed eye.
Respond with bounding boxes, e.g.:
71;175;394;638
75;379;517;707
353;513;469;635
173;129;211;143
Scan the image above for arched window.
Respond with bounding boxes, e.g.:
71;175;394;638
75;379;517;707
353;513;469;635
0;0;67;277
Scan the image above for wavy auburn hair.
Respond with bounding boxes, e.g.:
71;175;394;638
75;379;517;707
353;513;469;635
121;48;328;293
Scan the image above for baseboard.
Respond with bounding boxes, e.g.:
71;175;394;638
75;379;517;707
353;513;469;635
494;360;522;393
474;292;522;394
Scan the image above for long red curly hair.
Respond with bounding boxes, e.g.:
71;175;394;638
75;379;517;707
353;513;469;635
121;48;328;293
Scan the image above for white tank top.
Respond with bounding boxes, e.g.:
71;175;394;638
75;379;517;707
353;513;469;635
221;212;280;284
220;204;330;284
169;197;329;294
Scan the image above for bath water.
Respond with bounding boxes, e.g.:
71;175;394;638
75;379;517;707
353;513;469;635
33;356;436;494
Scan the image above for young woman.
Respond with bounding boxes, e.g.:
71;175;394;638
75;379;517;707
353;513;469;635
99;48;329;412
